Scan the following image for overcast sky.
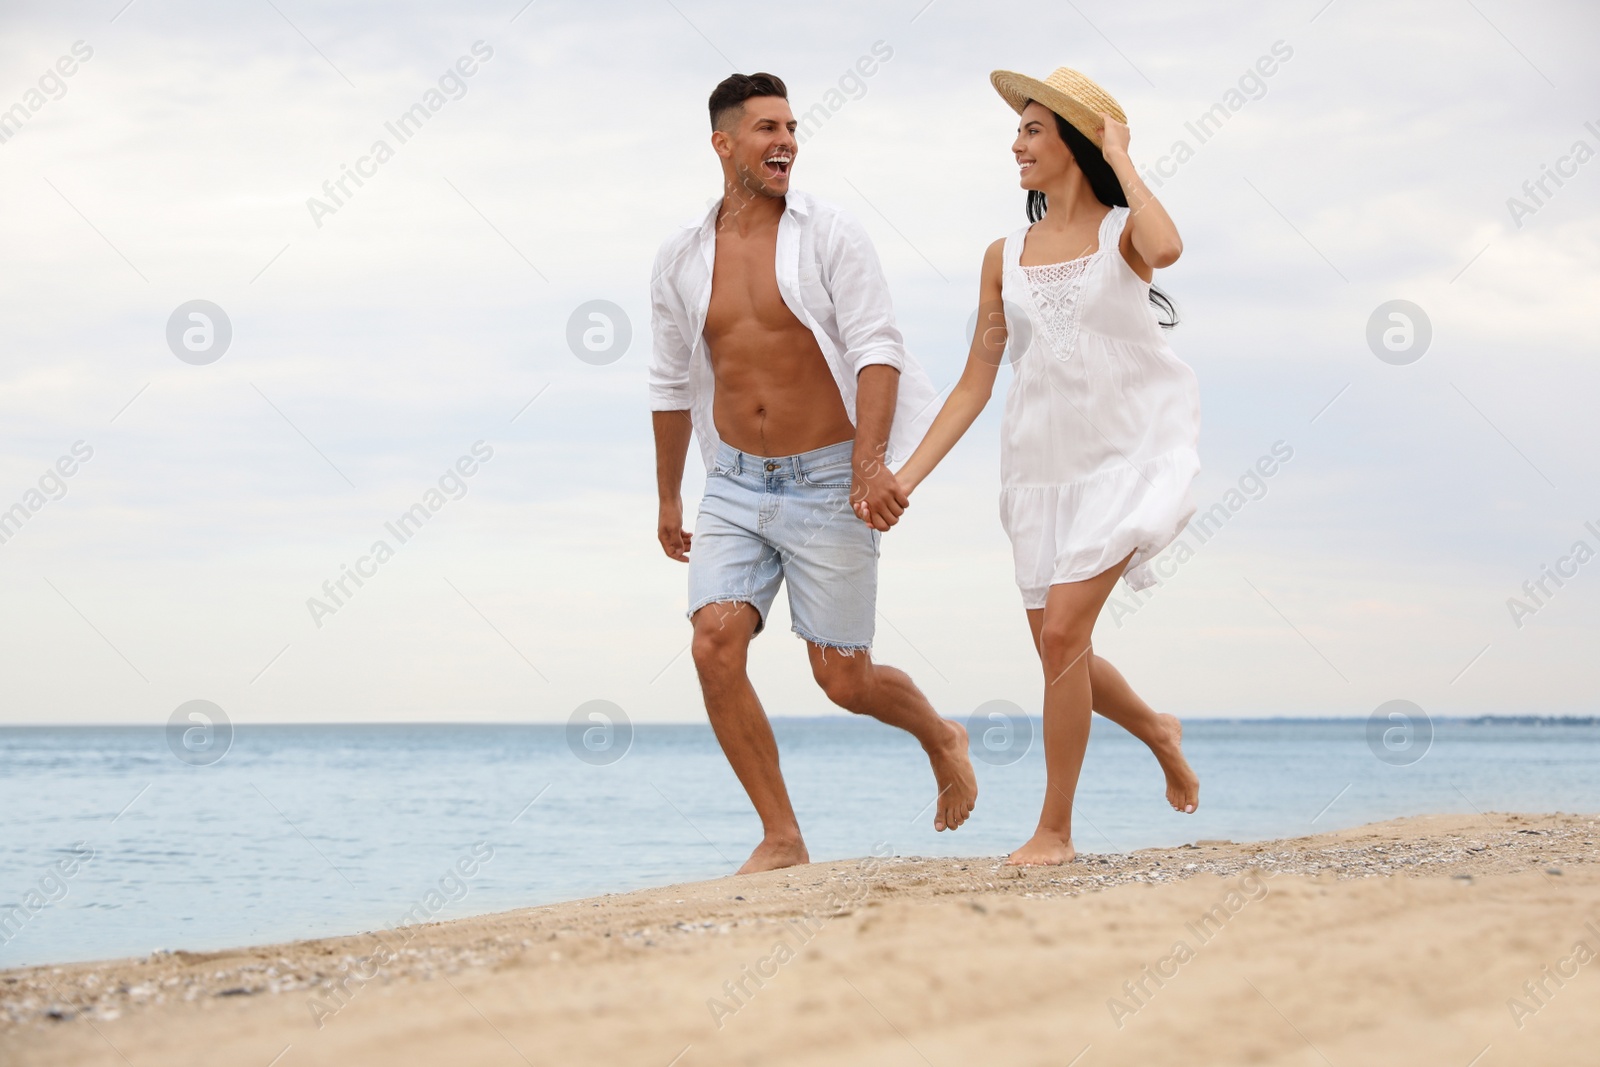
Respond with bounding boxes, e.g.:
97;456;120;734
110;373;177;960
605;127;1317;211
1;0;1596;728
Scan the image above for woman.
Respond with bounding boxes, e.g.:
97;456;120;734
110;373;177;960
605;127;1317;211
894;66;1201;866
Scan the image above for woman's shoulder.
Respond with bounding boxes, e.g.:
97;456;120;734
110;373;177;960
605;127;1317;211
981;235;1012;279
986;227;1028;260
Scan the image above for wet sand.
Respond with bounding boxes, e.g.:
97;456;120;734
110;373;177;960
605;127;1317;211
4;812;1598;1066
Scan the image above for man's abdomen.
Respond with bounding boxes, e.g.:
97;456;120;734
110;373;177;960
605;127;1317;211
706;329;855;457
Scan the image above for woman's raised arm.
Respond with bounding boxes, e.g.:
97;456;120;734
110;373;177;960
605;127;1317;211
1099;113;1182;278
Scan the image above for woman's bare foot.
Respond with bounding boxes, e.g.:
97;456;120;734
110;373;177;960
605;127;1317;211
736;834;809;875
926;719;978;831
1152;713;1199;814
1004;830;1076;867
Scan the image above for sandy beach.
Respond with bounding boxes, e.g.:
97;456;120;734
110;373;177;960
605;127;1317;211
3;811;1597;1066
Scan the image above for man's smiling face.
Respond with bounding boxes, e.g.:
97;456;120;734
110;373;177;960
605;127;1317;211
714;95;797;198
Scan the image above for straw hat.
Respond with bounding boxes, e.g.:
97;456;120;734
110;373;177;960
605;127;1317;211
990;66;1125;148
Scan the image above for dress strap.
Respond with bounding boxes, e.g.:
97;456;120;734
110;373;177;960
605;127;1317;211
1003;225;1031;271
1098;206;1129;253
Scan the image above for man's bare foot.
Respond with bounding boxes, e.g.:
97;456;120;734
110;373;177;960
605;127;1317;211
926;719;978;831
1152;713;1199;814
736;834;809;875
1004;830;1075;867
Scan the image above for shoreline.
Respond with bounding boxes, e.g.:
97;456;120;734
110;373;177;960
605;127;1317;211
9;804;1594;977
5;811;1598;1064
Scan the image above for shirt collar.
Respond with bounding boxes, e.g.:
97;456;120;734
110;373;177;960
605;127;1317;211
682;189;809;231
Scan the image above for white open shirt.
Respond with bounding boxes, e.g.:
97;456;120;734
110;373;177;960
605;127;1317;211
648;190;939;471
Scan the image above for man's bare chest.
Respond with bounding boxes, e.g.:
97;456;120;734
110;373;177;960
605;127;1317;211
705;233;806;336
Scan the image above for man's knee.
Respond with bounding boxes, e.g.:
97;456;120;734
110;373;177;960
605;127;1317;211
811;653;871;710
691;603;756;680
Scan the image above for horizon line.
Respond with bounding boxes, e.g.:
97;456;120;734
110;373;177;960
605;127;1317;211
1;713;1596;728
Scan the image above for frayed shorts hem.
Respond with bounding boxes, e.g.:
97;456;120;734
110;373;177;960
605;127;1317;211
686;596;766;635
791;623;871;654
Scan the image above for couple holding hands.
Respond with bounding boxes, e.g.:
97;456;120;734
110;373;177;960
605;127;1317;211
649;66;1200;872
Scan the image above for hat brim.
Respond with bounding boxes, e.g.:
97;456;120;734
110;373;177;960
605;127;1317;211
990;69;1124;149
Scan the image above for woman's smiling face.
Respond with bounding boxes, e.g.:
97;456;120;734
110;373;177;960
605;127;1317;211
1012;101;1076;190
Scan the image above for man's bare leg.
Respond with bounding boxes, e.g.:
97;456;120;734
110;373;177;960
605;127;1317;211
806;645;977;832
1024;618;1199;814
691;601;809;874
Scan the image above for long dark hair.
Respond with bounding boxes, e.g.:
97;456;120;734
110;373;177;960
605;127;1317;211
1025;108;1178;329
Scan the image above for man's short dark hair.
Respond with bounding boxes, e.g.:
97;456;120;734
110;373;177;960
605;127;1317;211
709;72;788;132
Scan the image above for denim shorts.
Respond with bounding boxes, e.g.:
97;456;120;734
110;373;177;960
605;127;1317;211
687;439;879;650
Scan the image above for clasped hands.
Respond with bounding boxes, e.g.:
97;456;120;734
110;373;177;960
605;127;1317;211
849;451;910;532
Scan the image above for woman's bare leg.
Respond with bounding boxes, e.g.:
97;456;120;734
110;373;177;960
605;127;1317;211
1024;607;1203;809
1086;656;1199;812
1025;614;1200;814
1008;557;1131;866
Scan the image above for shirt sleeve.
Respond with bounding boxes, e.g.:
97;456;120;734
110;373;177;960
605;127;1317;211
821;209;908;376
647;238;695;411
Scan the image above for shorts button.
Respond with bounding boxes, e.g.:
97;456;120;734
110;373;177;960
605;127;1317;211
765;462;778;471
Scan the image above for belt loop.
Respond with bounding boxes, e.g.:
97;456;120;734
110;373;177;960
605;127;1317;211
733;450;743;475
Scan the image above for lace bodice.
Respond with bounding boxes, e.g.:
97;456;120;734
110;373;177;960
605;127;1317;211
1020;254;1097;358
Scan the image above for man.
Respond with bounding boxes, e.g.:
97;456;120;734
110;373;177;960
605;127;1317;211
650;72;978;875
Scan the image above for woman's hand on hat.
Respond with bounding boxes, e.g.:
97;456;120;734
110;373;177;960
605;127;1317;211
1099;112;1131;158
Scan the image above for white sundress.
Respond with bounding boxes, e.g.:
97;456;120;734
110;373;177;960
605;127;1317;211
998;205;1201;609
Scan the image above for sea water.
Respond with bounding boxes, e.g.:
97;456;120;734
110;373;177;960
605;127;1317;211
1;717;1595;967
